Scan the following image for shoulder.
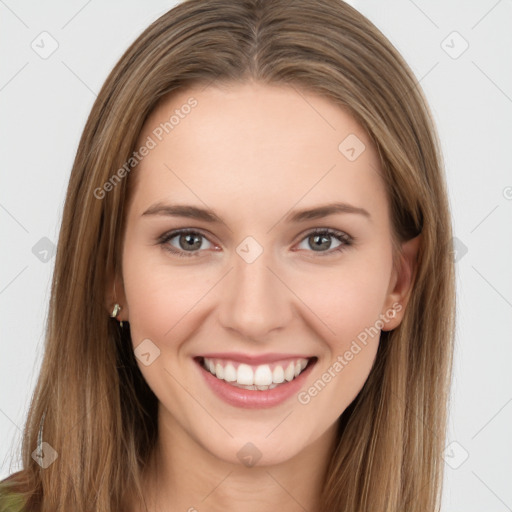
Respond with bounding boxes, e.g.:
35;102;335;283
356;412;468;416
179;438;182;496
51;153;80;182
0;475;28;512
0;493;26;512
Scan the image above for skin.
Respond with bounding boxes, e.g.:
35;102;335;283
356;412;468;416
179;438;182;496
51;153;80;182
110;81;420;511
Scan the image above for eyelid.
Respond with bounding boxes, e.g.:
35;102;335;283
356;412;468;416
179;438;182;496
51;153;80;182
295;226;352;243
157;227;216;244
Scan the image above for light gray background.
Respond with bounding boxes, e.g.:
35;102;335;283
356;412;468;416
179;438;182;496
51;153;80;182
1;1;511;510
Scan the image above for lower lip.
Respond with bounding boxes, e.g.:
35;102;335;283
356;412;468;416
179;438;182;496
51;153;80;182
195;358;317;409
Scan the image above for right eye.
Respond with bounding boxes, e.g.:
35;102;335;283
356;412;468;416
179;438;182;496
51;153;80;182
158;229;216;257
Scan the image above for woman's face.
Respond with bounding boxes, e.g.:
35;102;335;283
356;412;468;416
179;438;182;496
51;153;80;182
117;81;415;467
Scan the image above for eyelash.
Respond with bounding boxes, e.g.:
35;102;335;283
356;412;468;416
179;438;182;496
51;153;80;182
157;227;354;258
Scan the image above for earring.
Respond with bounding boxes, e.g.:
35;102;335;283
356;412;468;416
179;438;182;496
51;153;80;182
110;303;122;318
388;308;397;319
110;303;124;327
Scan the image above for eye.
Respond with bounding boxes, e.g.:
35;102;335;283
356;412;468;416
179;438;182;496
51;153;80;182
157;227;353;258
295;228;352;256
158;229;215;257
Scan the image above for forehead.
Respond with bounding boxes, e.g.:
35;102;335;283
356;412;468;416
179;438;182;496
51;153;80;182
129;81;387;222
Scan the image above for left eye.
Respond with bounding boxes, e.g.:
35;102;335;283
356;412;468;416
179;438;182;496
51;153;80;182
158;228;352;257
296;228;351;254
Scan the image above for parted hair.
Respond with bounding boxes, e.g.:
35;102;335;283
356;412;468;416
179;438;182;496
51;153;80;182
1;1;455;510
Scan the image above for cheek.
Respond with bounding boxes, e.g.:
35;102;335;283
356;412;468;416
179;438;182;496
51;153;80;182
121;246;216;400
291;251;392;421
122;239;217;329
301;252;393;347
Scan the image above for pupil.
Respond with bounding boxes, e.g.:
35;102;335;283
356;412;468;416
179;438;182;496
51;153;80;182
311;234;330;251
181;233;201;250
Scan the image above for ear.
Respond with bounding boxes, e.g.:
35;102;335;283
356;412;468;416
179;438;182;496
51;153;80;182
381;233;421;331
105;272;129;322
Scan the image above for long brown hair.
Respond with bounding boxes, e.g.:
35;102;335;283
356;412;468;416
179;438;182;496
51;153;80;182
1;1;455;510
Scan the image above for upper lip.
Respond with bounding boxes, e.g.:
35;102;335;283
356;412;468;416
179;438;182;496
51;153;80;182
195;352;316;365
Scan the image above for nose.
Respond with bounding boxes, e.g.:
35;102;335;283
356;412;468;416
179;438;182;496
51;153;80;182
217;249;294;341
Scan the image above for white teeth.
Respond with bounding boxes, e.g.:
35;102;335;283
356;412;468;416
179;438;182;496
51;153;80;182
223;363;237;382
237;364;254;385
201;357;311;389
254;365;273;386
284;362;295;382
272;365;285;384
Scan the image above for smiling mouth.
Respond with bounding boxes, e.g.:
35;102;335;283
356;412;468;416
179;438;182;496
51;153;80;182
195;356;318;391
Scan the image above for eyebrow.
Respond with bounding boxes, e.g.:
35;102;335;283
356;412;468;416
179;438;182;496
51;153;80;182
141;201;371;223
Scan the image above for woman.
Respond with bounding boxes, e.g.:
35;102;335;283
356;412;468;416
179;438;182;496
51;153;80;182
0;0;455;510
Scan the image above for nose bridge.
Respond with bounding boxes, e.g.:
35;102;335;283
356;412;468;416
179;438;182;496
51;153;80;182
218;243;292;339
